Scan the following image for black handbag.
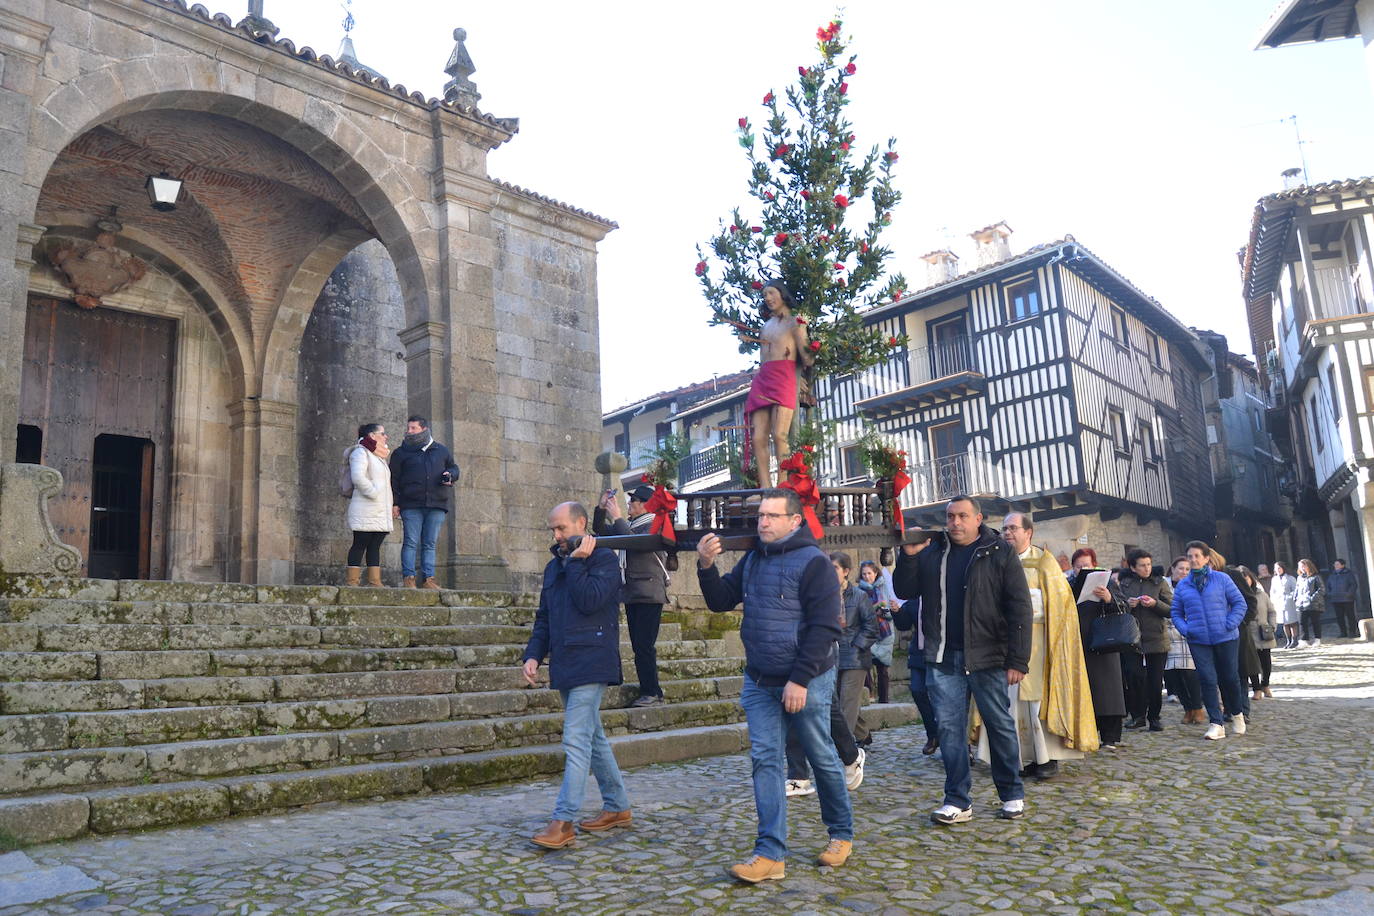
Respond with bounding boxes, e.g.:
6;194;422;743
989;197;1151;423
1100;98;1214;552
1257;623;1276;643
1087;605;1141;654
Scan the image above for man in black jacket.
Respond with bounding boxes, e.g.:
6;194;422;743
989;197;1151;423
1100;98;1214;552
697;489;853;883
389;415;460;589
893;496;1032;825
595;485;669;706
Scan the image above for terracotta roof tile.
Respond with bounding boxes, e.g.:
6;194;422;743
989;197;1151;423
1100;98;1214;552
490;179;618;229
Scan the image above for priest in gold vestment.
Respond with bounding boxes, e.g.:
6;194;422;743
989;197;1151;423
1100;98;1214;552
977;512;1098;776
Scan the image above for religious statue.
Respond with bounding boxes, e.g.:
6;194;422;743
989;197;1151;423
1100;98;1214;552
49;233;147;310
737;280;813;488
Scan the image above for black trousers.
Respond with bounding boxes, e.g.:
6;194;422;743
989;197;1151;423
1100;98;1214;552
1333;601;1358;638
347;530;386;567
624;603;663;698
1300;605;1323;640
1164;668;1202;711
1097;714;1123;745
787;686;858;778
1125;652;1167;722
865;660;891;704
1249;649;1272;690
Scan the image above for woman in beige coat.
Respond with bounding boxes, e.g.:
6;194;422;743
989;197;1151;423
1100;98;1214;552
345;423;394;587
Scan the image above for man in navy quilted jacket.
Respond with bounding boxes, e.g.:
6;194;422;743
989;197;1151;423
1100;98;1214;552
697;489;851;884
522;502;630;849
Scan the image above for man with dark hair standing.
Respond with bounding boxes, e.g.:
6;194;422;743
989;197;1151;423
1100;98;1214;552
1327;559;1359;639
389;415;459;589
595;485;669;706
697;488;852;883
893;496;1032;824
523;501;630;848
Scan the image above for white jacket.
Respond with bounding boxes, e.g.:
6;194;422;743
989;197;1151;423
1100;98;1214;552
346;444;394;532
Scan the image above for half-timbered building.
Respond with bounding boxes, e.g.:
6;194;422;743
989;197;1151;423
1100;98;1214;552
1242;177;1374;617
816;226;1215;566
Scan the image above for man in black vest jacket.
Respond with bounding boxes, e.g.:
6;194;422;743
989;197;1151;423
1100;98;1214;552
893;495;1032;825
388;415;459;588
698;488;852;883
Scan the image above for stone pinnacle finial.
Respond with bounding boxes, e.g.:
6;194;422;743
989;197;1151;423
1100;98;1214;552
443;27;481;107
238;0;280;38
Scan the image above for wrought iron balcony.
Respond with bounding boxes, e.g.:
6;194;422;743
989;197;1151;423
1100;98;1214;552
853;338;985;419
678;429;744;487
901;452;999;508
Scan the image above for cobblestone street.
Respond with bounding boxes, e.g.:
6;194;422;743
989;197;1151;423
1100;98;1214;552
4;642;1371;916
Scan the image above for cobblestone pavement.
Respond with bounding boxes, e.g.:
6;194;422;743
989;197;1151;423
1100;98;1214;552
5;641;1372;916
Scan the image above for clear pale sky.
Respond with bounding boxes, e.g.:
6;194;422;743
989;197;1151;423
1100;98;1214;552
234;1;1374;411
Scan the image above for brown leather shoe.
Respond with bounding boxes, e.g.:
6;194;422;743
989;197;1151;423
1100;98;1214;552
421;577;441;590
402;576;416;589
530;819;576;849
726;855;785;883
817;839;852;867
1262;687;1273;698
578;809;631;832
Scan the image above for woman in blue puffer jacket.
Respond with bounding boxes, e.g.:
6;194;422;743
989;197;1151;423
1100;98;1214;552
1171;540;1248;741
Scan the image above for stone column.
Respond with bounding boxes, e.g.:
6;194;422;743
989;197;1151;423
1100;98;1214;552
226;397;299;584
429;115;512;591
226;398;261;583
0;9;53;463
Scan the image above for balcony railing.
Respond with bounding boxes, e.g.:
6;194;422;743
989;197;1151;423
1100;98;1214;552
854;337;977;402
1313;264;1369;320
902;452;998;507
678;429;744;486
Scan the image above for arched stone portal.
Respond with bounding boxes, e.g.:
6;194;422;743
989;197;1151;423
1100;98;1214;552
1;0;616;589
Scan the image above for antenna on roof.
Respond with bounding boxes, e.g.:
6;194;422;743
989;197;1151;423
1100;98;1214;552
1281;115;1310;185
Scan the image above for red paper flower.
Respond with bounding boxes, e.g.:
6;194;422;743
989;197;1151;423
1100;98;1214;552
765;191;775;200
809;340;821;352
803;444;815;453
840;82;849;95
750;226;762;233
738;117;748;129
774;143;791;157
750;281;763;290
798;65;807;76
834;262;845;270
888;336;899;347
774;232;788;246
819;235;829;243
885;151;899;162
893;288;905;300
845;62;857;75
763;91;774;104
801;190;812;201
833;194;849;208
729;224;739;233
898;450;906;456
840;142;850;151
694;260;707;276
860;241;869;253
641;473;650;482
796;316;807;325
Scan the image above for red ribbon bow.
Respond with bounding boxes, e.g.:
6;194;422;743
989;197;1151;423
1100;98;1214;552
778;452;824;539
891;467;912;532
644;485;678;543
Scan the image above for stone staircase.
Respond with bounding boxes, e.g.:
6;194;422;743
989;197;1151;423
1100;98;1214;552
0;575;917;844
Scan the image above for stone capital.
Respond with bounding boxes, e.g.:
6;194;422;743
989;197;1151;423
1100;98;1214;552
432;167;496;212
14;224;46;270
0;8;53;66
227;397;295;429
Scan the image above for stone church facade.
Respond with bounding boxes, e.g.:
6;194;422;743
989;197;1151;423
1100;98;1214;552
0;0;614;591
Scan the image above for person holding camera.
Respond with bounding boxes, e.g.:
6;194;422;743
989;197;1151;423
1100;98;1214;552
389;415;459;589
595;485;669;707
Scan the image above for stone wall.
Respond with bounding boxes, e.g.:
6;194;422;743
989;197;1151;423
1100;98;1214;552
991;510;1173;570
491;202;605;592
294;241;408;585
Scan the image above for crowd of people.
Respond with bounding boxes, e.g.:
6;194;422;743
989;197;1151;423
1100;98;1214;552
510;489;1362;883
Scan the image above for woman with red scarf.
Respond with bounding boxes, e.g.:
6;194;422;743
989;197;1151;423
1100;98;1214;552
344;423;394;587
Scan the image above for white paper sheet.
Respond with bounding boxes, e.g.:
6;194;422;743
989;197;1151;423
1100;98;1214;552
1075;569;1112;604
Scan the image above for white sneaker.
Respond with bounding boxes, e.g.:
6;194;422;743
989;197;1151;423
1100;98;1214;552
785;778;815;797
844;747;866;791
1296;640;1310;648
1203;724;1226;740
1311;639;1322;647
930;804;973;825
1231;713;1246;735
997;798;1025;820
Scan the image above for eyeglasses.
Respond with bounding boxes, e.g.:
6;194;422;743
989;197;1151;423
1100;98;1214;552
757;512;800;521
1002;525;1025;532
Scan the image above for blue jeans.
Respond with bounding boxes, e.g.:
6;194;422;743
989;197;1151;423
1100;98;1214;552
927;650;1023;810
908;655;938;741
400;508;446;579
739;667;852;861
552;683;630;821
1189;639;1244;726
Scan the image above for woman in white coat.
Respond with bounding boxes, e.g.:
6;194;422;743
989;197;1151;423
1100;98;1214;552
1269;561;1299;649
345;423;394;587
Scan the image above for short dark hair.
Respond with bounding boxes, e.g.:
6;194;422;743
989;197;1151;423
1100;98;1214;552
828;551;853;571
759;488;802;516
1126;548;1152;567
1185;539;1211;555
763;279;797;311
357;423;382;439
1335;558;1347;565
1172;556;1188;568
407;415;429;429
1005;511;1033;532
946;495;982;515
566;502;588;525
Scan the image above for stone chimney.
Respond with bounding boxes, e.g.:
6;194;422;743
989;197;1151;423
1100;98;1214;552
1281;167;1303;190
970;221;1013;268
920;249;960;287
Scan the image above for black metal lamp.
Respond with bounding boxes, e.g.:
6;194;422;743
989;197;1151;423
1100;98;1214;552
145;172;182;212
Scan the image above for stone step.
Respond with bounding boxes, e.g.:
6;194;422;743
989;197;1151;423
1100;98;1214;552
0;703;919;841
0;599;537;629
0;620;680;653
0;696;755;794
